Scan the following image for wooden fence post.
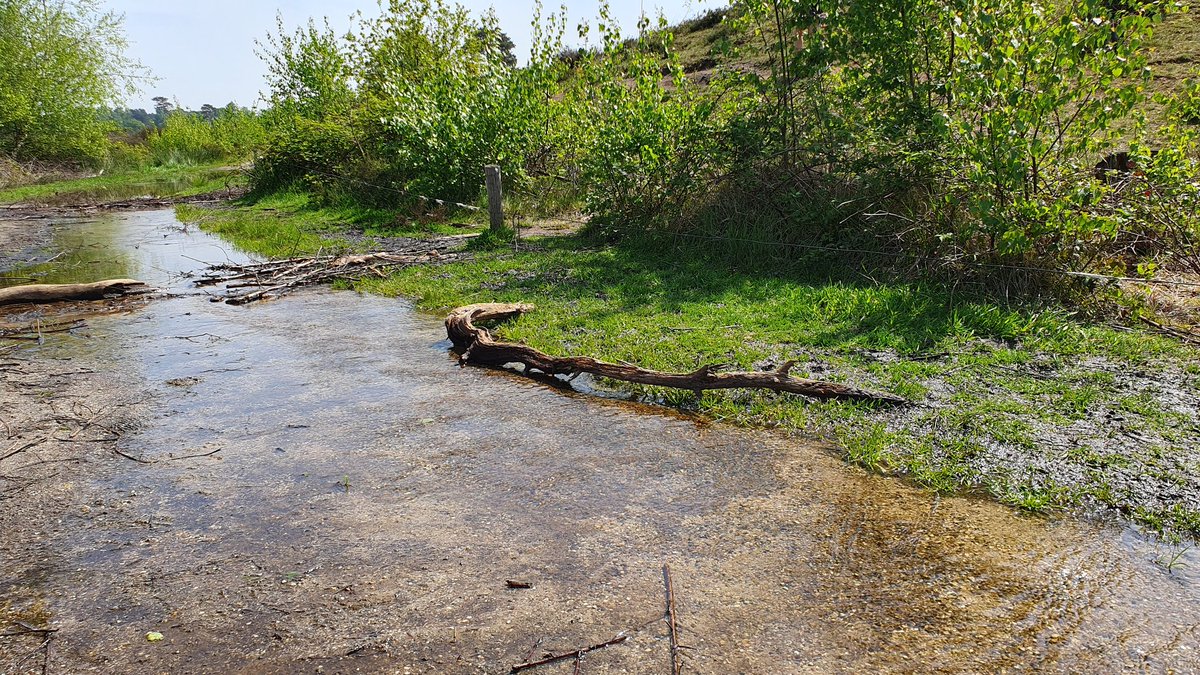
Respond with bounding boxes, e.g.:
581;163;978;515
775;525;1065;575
485;165;503;231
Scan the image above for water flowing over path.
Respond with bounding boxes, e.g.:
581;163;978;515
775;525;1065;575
2;210;1198;673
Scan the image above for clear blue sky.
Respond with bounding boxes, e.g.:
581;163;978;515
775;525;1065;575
112;0;707;111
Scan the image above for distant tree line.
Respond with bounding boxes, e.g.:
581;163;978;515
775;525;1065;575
106;100;256;134
0;0;265;172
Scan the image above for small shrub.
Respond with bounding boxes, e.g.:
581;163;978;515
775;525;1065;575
148;107;265;166
1170;76;1200;125
104;141;150;171
254;0;567;205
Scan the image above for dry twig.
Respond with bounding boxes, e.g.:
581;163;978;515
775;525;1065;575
0;437;46;463
167;447;222;461
663;564;682;675
1139;316;1200;346
510;634;628;673
112;448;153;464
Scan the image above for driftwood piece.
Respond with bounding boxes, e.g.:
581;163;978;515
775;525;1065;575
0;279;151;306
446;303;907;405
1138;316;1200;346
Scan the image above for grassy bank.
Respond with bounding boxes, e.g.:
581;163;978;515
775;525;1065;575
176;191;482;258
182;200;1200;542
0;163;243;205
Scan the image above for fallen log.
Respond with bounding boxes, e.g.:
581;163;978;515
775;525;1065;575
446;303;908;405
0;279;151;306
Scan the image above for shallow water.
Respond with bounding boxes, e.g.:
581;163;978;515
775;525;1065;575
2;210;1199;672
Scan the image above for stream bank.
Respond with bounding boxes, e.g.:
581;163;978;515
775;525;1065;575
168;196;1200;541
2;208;1199;672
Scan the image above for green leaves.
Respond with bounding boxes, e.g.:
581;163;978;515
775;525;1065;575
257;16;353;122
255;0;564;203
0;0;146;163
247;0;1197;279
148;107;266;166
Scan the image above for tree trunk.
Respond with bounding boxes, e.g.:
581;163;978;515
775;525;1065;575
0;279;151;306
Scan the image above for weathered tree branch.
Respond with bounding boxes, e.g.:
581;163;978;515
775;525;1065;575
0;279;151;306
445;303;907;405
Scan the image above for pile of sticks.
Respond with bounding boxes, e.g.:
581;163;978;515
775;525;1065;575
197;244;465;305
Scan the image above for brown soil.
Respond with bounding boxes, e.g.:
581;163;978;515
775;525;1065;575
517;217;585;239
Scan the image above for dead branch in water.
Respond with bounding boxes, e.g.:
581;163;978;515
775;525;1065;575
0;319;86;341
198;240;471;304
510;634;629;673
0;280;150;306
446;303;907;405
663;564;682;675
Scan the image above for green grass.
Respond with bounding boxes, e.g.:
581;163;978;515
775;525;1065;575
175;191;482;259
0;163;242;204
1146;10;1200;130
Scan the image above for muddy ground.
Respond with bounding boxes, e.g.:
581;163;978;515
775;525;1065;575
0;303;151;673
0;217;54;272
2;209;1200;673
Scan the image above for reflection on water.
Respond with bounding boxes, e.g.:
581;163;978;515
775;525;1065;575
0;209;250;288
1;209;1198;672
